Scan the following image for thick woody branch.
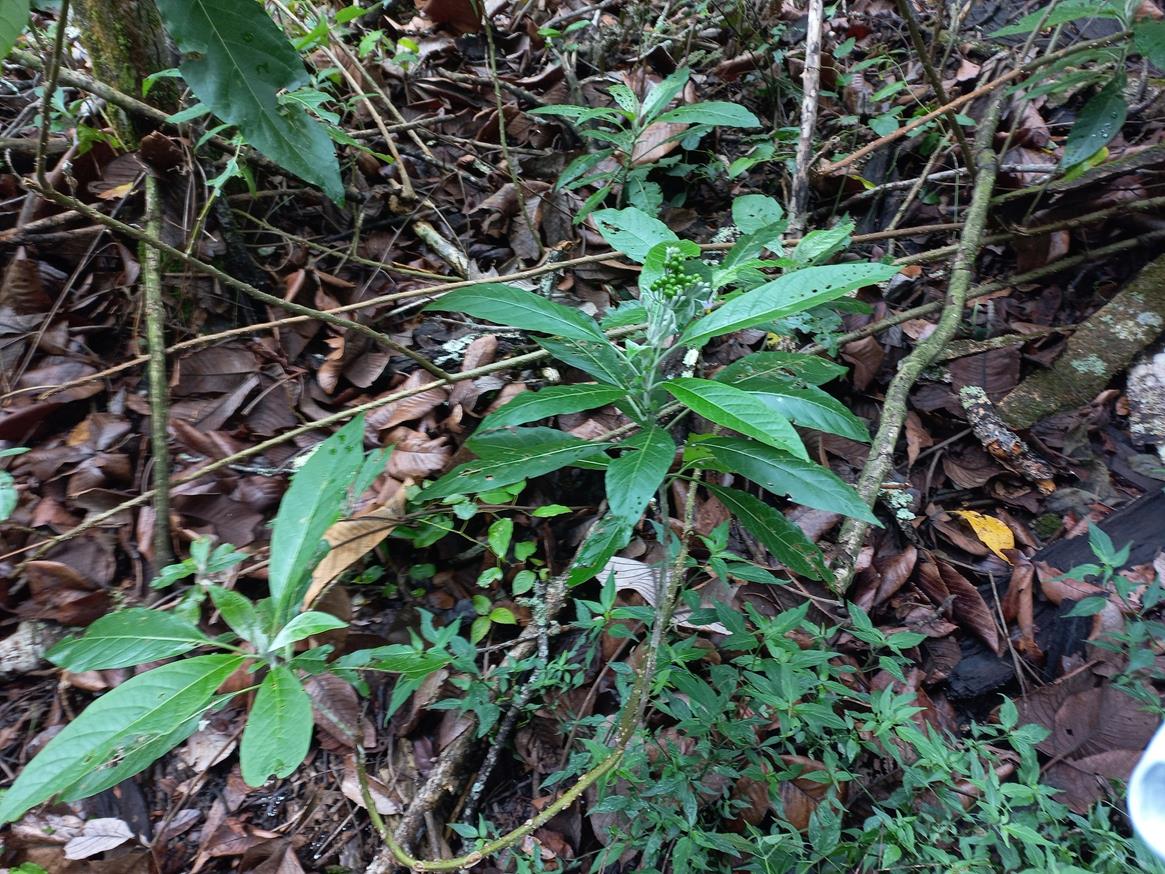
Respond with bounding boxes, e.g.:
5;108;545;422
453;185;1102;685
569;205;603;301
830;92;1007;593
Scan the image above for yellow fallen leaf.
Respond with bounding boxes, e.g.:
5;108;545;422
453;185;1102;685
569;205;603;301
952;510;1014;563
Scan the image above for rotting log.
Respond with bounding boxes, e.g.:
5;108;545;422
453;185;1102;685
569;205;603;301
998;252;1165;429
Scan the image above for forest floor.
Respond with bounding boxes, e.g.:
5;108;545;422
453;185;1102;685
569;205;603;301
2;0;1165;872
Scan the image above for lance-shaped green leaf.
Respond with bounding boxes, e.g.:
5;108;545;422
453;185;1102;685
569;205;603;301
208;586;268;650
680;262;900;348
240;666;313;786
333;644;453;717
655;102;760;128
716;351;847;387
0;654;244;823
480;384;628;431
1061;76;1126;169
536;337;637;388
269;611;348;650
641;67;690;120
664;378;807;459
687;436;877;523
424;284;606;342
606;427;676;522
154;0;342;202
269;416;366;625
568;514;635;586
0;0;29;60
424;428;610;499
703;484;829;580
48;609;212;672
747;383;871;442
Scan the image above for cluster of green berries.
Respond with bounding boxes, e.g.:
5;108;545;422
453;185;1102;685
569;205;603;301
651;247;691;298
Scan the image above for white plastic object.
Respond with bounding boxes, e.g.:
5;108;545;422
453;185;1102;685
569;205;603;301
1129;721;1165;860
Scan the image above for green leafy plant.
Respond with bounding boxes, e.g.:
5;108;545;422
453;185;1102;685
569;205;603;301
422;199;893;589
150;0;344;201
530;68;761;219
992;0;1165;173
0;416;450;824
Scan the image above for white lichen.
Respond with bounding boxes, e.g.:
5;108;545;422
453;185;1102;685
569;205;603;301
1071;354;1107;375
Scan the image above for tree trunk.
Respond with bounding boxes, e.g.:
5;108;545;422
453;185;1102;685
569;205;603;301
72;0;177;142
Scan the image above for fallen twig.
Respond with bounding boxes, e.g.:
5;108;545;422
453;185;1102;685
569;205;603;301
894;0;974;171
788;0;824;235
819;31;1131;176
830;91;1007;593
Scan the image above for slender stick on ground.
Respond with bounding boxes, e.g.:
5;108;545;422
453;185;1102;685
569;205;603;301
21;178;453;379
895;0;974;171
818;31;1130;176
141;172;172;568
788;0;825;235
830;91;1007;594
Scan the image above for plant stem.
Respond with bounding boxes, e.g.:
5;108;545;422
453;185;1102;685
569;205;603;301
142;173;172;568
831;91;1007;594
894;0;974;171
788;0;824;235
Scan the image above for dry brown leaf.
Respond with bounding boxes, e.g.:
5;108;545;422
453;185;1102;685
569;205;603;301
305;673;361;749
775;756;841;831
317;335;346;394
1044;750;1143;813
385;427;452;478
306;484;409;605
904;411;933;468
599;556;729;633
366;371;448;433
64;817;135;860
416;0;481;33
340;757;403;814
915;555;1002;654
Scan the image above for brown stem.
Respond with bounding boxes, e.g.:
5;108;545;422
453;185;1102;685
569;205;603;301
830;91;1007;593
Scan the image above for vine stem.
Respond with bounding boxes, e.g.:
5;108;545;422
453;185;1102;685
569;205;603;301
830;90;1007;593
361;470;703;871
142;172;172;568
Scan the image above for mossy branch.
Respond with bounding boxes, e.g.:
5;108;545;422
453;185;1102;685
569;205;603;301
830;91;1007;594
